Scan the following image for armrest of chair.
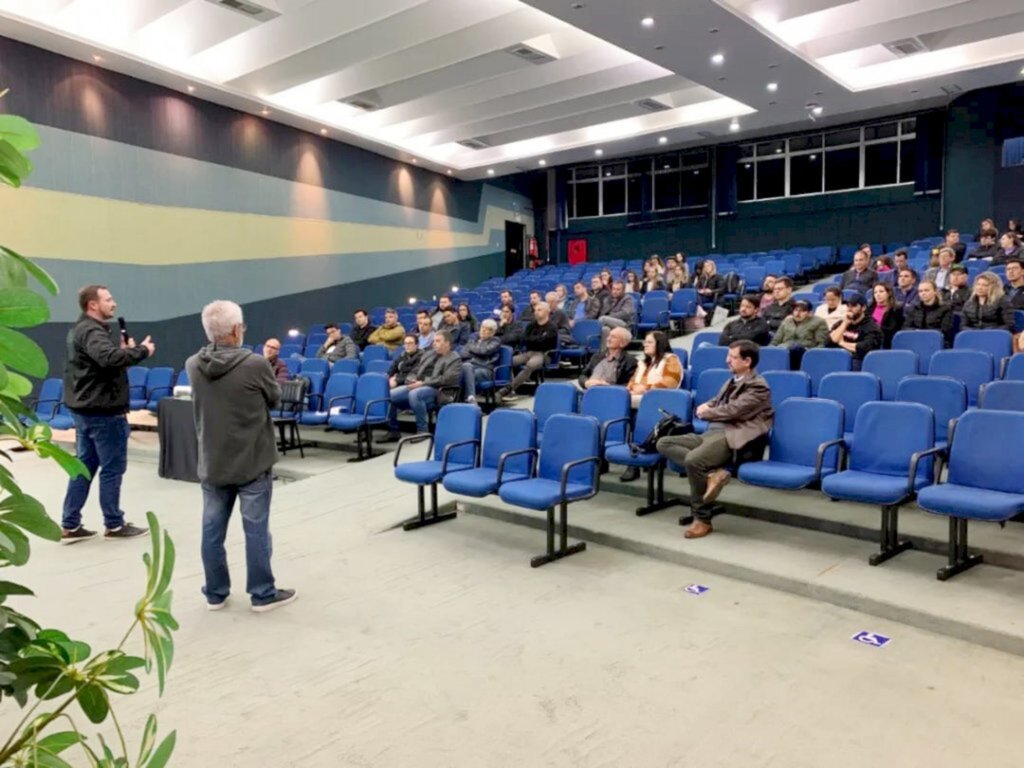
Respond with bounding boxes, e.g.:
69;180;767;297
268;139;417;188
393;433;433;468
148;386;173;401
658;310;671;327
907;446;946;495
327;395;354;412
814;438;847;480
585;333;601;352
363;397;391;420
600;416;633;446
441;438;481;473
560;456;602;501
496;447;538;486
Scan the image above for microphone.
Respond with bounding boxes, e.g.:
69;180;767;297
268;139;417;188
117;316;129;344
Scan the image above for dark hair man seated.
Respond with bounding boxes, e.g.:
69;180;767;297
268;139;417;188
351;310;376;350
969;229;1001;261
719;294;771;346
382;329;462;440
317;323;358;363
760;277;795;333
827;294;882;370
770;299;828;368
840;249;878;293
577;326;637;390
1005;258;1024;309
656;340;774;540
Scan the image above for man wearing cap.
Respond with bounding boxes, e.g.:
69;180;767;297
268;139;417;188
770;299;828;368
827;294;882;371
946;264;971;312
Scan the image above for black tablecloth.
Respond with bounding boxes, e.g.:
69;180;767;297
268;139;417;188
158;398;199;483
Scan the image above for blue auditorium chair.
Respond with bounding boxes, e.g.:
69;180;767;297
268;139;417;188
892;330;944;374
1005;354;1024;381
687;344;728;390
690;330;721;349
300;373;356;426
442;409;536;498
762;370;811;411
821;402;938;566
954;330;1013;375
580;385;631;451
757;346;790;373
604;390;693;516
861;350;917;401
691;368;732;434
928;349;994;406
299;358;330;378
143;367;175;413
979;380;1024;411
637;295;671;333
284;358;301;377
27;378;63;424
917;410;1024;580
364;359;391;375
50;405;74;431
331;358;360;376
800;348;852;396
497;414;601;568
669;289;698;326
558;320;601;370
361;345;390;366
818;372;880;445
326;373;391;461
895;375;966;450
533;382;578;445
393;404;480;531
279;344;303;359
477;345;514;406
128;366;149;410
738;398;844;490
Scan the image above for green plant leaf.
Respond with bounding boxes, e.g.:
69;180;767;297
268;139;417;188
0;370;33;398
154;528;175;599
0;248;27;289
0;580;34;598
0;520;30;566
33;441;89;480
0;114;41;152
137;715;157;765
143;730;175;768
76;683;109;724
0;326;48;377
0;138;30;187
0;496;61;541
0;246;59;296
0;287;49;327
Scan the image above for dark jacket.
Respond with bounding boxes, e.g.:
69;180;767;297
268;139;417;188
351;324;376;350
414;350;463;403
186;345;280;486
719;315;771;346
600;293;635;323
64;315;151;414
579;350;638;387
522;320;559;352
760;299;795;333
317;336;358;362
893;286;919;309
961;296;1015;331
947;285;971;312
438;320;470;347
1007;283;1024;310
269;356;290;383
828;316;883;368
567;295;601;322
868;304;904;349
694;273;724;301
840;268;878;293
700;374;775;450
995;246;1024;266
460;336;501;370
497;321;524;347
388;349;423;385
904;301;954;345
969;243;1002;261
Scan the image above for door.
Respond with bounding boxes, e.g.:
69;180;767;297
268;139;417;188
505;220;526;276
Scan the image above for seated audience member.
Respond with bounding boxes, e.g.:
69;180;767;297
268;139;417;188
554;284;568;311
961;271;1015;331
932;229;965;263
974;217;996;241
840;249;878;293
577;327;637;391
519;290;544;323
969;229;1001;261
351;309;376;350
623;270;642;294
627;331;683;408
415;312;435;350
904;280;954;345
460;319;501;404
869;282;904;349
770;299;828;367
656;340;773;540
457;303;479;333
761;277;795;333
667;263;690;293
756;275;777;314
924;247;956;293
641;263;664;294
590;274;610;307
1009;218;1023;236
946;265;971;311
598;280;636;333
545;291;572;341
719;295;771;346
431;295;454;330
495;290;516;318
567;281;599;327
694;260;724;305
874;256;893;274
387;335;423;390
439;307;470;347
262;338;289;382
1005;258;1024;309
382;330;462;440
828;294;882;370
496;305;522;345
998;232;1024;265
650;255;666;276
498;303;559;402
893;268;920;309
367;308;405;352
316;323;358;362
665;256;678;273
892;250;909;273
815;286;846;326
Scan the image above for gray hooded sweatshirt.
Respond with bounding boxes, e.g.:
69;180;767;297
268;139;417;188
185;344;281;486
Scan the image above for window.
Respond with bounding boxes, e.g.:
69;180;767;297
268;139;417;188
735;117;919;203
574;181;599;217
603;177;626;215
568;162;637;218
654;170;680;210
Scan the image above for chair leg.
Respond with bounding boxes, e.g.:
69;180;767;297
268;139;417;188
937;517;983;580
402;483;457;531
636;463;684;516
347;424;369;463
868;504;913;566
530;502;586;567
293;423;304;459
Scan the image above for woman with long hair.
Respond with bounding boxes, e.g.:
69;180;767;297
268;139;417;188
868;282;904;348
649;255;666;275
623;270;642;294
694;259;723;306
457;303;479;333
667;263;690;293
903;280;953;346
962;271;1015;330
641;262;664;293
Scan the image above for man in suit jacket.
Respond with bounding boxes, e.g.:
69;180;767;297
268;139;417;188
656;340;774;539
839;249;878;294
924;247;956;293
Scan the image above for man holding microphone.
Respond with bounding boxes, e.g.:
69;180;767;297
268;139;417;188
62;285;155;543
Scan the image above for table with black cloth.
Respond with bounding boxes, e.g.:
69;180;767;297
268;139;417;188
157;398;199;483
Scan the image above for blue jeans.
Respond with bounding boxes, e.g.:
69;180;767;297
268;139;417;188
461;363;492;398
388;385;437;433
62;411;129;531
200;471;276;606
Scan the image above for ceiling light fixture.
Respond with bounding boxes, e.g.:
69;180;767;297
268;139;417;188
729;120;740;132
767;82;778;92
744;163;752;169
539;159;547;166
711;53;725;65
811;106;824;116
412;158;418;164
260;108;270;116
487;169;495;175
92;54;103;62
658;136;668;145
641;17;654;27
187;85;195;93
594;148;604;156
320;128;328;135
1020;66;1024;76
809;154;817;161
447;169;453;175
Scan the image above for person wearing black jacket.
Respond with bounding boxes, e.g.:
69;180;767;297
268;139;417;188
719;295;771;345
498;303;558;402
961;272;1016;331
968;229;1001;261
460;320;502;403
578;327;637;389
868;283;904;349
946;265;971;311
351;309;376;350
827;294;883;371
694;260;724;306
387;336;423;387
61;284;154;543
1005;258;1024;309
903;280;954;346
760;278;796;333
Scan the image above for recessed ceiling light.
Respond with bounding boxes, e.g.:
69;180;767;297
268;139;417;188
809;154;817;161
487;168;495;175
446;169;452;175
744;163;752;169
1020;66;1024;76
711;53;725;65
92;54;103;62
693;170;700;176
187;85;195;93
412;158;418;164
729;120;740;132
767;82;778;92
605;171;611;177
641;17;654;27
538;159;547;166
663;164;670;169
775;147;782;154
320;128;328;135
260;108;270;116
658;136;668;145
811;106;824;116
594;148;604;156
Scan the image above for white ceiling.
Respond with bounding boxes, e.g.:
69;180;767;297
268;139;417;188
0;0;1021;179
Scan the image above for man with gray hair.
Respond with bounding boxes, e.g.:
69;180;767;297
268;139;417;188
459;318;501;403
577;326;637;390
186;300;296;613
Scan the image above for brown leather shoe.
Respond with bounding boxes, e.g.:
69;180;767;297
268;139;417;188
703;469;732;504
684;519;713;539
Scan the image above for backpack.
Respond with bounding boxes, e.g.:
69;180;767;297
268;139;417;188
630;409;689;455
721;271;743;295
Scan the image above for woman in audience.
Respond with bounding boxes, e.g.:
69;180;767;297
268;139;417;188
387;336;424;390
1008;218;1022;236
903;280;954;346
627;330;683;408
757;275;777;314
599;269;613;291
667;263;690;293
694;259;723;307
623;270;642;294
962;271;1015;331
815;285;846;326
457;303;479;333
649;255;666;276
641;262;664;293
998;232;1024;264
874;256;894;274
868;282;904;348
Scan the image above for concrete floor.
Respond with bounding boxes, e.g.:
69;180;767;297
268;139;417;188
4;444;1024;768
